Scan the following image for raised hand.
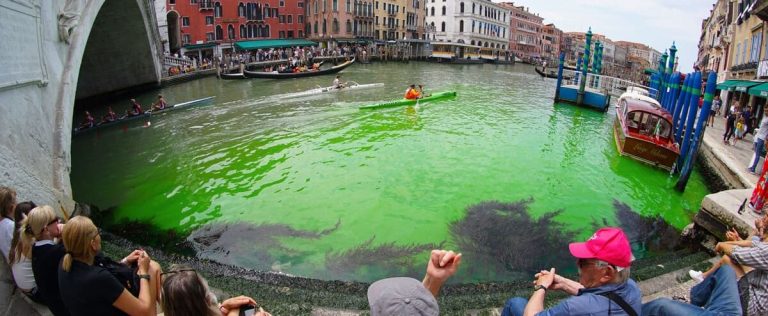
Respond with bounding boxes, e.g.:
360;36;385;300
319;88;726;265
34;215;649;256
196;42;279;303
425;249;462;282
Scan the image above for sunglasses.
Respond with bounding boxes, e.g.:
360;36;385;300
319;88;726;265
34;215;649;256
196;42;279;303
576;259;611;269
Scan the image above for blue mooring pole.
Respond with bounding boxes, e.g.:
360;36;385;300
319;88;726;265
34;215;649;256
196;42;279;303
675;71;702;174
676;71;717;191
672;73;690;134
555;53;565;101
575;53;583;85
577;28;593;106
666;73;681;112
674;73;693;144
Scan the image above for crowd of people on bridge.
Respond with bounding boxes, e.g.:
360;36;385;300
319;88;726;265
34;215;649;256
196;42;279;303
2;183;766;315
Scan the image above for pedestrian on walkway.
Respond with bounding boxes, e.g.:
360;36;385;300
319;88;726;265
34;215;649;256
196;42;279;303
724;102;740;145
748;110;768;174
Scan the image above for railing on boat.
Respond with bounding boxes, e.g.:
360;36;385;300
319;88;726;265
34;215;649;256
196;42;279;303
558;69;657;99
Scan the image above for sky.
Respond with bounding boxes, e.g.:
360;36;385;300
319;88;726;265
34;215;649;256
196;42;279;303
494;0;714;73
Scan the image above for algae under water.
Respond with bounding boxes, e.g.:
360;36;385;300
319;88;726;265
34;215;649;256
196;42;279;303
71;62;709;283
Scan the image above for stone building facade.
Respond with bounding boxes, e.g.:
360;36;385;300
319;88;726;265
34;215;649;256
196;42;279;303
501;2;542;62
425;0;509;50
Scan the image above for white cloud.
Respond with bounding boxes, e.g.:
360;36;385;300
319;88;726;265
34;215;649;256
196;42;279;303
494;0;714;72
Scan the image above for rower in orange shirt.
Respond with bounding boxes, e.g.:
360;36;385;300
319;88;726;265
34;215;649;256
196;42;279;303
404;84;421;100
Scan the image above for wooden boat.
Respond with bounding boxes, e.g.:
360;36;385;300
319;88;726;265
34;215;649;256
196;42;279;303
535;67;572;80
276;81;384;99
359;91;457;110
244;58;355;79
613;96;679;170
73;96;216;135
220;72;246;80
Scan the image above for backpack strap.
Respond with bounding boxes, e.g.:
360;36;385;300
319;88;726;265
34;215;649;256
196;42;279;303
597;291;638;316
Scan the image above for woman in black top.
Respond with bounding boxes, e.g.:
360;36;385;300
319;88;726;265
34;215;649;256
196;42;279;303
23;205;70;316
58;216;162;316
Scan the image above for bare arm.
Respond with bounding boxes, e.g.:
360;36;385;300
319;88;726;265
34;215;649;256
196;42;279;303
523;268;555;316
113;252;155;315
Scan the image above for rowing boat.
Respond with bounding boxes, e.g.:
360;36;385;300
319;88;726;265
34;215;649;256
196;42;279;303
276;81;384;99
73;96;216;135
358;91;457;110
244;58;355;79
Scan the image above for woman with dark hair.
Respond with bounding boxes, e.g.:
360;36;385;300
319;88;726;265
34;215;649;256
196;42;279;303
161;264;271;316
58;216;162;316
9;201;44;302
0;186;17;262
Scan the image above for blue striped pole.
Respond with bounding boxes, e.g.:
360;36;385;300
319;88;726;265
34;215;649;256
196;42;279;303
650;73;659;99
672;73;690;129
575;52;583;84
662;72;674;110
657;51;668;102
676;71;717;191
666;72;682;112
674;73;692;143
577;28;593;106
555;52;565;101
675;71;702;173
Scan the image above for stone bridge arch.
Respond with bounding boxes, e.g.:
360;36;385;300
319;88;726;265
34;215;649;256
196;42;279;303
0;0;161;212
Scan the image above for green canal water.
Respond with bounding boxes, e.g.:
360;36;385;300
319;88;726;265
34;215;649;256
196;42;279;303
71;62;709;283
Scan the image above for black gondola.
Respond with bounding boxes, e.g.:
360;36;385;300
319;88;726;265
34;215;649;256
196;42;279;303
535;67;572;80
220;72;246;80
243;58;355;79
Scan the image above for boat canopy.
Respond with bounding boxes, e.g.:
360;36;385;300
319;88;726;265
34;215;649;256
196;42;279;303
235;39;318;50
620;98;674;139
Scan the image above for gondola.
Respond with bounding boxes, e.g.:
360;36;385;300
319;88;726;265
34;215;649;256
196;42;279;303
535;67;572;80
243;58;355;79
72;96;216;136
220;72;246;80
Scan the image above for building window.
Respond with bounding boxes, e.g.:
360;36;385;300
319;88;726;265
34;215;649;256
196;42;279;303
299;15;303;23
228;25;235;39
288;30;294;38
314;21;318;33
170;0;175;3
205;16;214;25
460;2;464;12
182;34;191;44
347;19;352;32
441;6;445;15
206;32;214;41
182;17;190;26
238;3;245;16
323;18;327;33
333;18;339;33
299;1;304;6
751;32;762;62
240;25;246;38
441;21;445;32
430;7;434;16
346;0;351;12
279;31;285;38
279;15;285;23
333;0;338;11
215;25;223;40
472;3;475;13
214;2;222;17
459;20;463;32
299;30;304;37
280;0;285;6
288;15;292;23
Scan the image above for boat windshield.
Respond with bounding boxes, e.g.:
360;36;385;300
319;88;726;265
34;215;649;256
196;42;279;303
626;111;672;139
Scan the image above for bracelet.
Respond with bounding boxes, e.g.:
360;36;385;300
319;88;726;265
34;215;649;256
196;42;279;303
533;284;547;293
137;274;150;281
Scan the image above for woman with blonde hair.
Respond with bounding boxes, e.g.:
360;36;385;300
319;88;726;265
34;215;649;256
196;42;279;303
23;205;70;315
58;216;162;316
161;264;271;316
0;186;17;262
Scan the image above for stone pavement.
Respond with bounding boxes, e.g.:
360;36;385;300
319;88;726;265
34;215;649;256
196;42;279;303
701;111;761;188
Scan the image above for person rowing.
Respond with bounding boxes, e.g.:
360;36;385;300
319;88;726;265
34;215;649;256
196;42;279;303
404;84;421;100
333;75;345;89
418;84;431;98
151;94;167;111
127;98;144;116
101;106;117;123
79;111;95;129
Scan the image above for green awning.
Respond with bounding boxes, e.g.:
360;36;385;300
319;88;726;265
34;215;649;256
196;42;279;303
732;80;763;92
235;39;318;50
716;80;738;90
183;42;218;50
748;83;768;97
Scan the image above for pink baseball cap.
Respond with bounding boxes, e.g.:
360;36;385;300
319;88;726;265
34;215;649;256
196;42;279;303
569;227;633;268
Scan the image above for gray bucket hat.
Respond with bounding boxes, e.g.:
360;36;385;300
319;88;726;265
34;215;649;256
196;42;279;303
367;277;438;316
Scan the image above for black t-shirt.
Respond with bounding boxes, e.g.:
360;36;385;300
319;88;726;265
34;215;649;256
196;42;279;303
58;260;127;316
31;243;71;316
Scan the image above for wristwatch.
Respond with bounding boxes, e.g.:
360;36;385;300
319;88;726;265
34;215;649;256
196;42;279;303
533;284;548;293
137;274;151;281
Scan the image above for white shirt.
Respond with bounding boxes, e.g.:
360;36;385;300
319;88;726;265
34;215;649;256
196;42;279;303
333;78;340;88
756;117;768;140
11;255;36;291
0;217;13;262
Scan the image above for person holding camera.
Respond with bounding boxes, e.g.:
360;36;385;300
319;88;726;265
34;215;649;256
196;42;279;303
161;264;272;316
57;216;163;316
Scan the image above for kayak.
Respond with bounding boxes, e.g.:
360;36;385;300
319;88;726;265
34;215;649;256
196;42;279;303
73;96;216;135
276;81;384;99
358;91;457;110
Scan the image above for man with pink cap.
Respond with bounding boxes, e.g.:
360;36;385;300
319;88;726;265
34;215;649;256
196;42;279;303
501;227;641;316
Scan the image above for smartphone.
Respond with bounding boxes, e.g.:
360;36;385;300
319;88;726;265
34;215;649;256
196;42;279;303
239;305;256;316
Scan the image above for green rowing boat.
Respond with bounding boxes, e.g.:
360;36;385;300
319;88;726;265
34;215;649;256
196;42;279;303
358;91;457;110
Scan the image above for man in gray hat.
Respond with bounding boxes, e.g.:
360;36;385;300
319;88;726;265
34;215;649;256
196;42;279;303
367;249;462;315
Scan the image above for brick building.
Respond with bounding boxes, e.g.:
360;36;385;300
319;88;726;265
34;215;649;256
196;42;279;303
500;2;542;62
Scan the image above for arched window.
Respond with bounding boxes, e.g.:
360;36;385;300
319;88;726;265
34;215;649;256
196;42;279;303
471;3;475;13
228;25;235;39
263;4;270;17
248;24;254;37
346;19;352;33
477;41;482;47
430;7;434;16
238;3;245;17
333;18;339;33
240;25;246;38
471;40;475;45
459;20;463;32
263;25;270;37
441;6;445;15
460;2;464;12
215;25;223;40
440;21;445;32
314;21;318;34
323;18;327;34
214;2;222;17
314;0;318;14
